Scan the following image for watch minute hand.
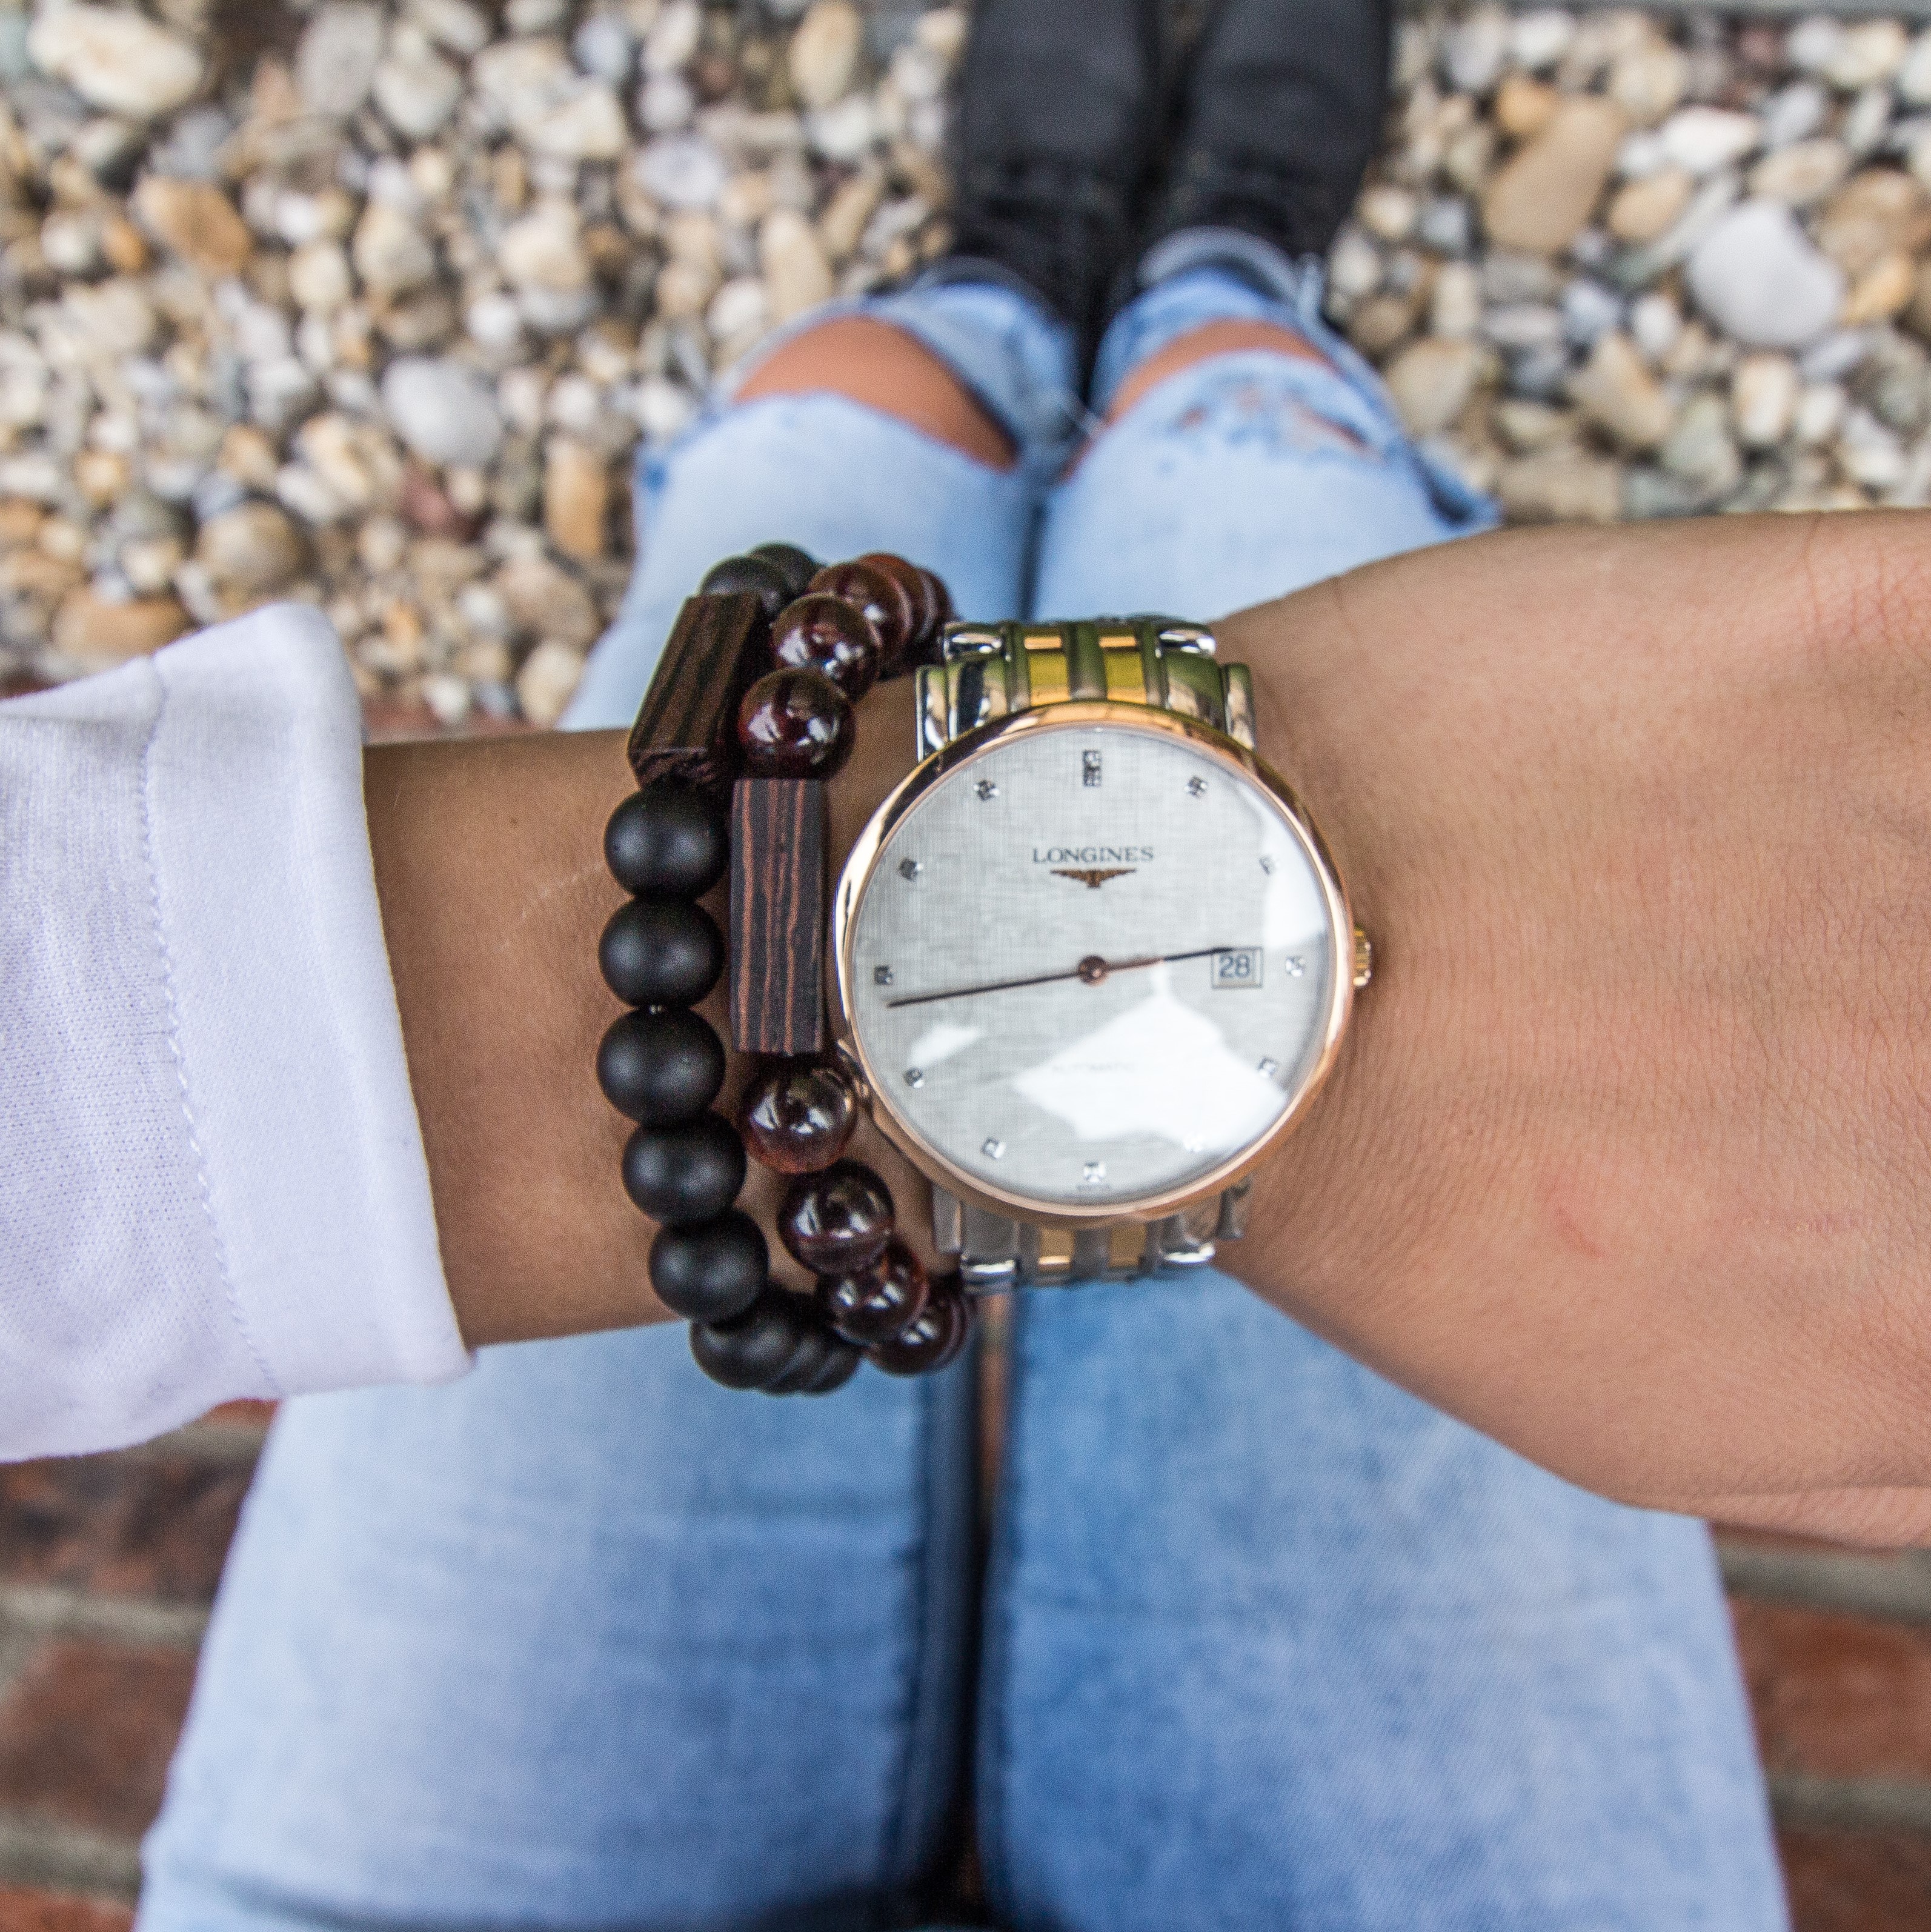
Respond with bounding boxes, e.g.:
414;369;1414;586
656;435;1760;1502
883;945;1231;1011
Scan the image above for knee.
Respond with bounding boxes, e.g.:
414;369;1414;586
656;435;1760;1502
735;316;1017;471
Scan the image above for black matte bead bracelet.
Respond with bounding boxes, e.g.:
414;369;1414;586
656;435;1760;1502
595;543;974;1396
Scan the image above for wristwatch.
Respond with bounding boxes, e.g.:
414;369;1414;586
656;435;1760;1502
831;617;1371;1290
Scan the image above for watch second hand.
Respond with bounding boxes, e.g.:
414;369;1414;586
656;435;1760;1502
885;945;1232;1011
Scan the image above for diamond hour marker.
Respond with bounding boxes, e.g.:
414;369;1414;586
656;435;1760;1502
1187;776;1208;797
975;778;999;801
899;858;922;881
1081;1161;1106;1187
1258;1056;1279;1078
1286;956;1305;978
1258;854;1277;874
905;1068;925;1088
983;1137;1005;1159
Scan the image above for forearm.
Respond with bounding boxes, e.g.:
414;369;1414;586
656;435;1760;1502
363;681;938;1349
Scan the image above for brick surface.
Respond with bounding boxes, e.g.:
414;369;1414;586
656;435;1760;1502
0;1457;249;1605
0;1643;196;1838
1735;1601;1931;1782
1781;1828;1931;1932
0;1891;131;1932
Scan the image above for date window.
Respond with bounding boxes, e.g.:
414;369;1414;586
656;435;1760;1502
1212;948;1263;989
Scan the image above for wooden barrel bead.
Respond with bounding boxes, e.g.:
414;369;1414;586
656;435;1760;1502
856;552;943;662
740;1056;859;1174
599;897;725;1007
817;1235;929;1345
700;552;791;618
750;541;817;600
777;1158;894;1274
808;560;914;675
770;593;880;699
650;1207;768;1322
869;1274;974;1377
736;668;854;779
690;1285;816;1390
622;1114;746;1225
597;1008;726;1124
604;782;730;899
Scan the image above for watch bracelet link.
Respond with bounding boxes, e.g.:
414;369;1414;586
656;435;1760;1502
914;616;1257;1291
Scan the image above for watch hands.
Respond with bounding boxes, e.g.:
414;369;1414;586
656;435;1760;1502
884;945;1233;1011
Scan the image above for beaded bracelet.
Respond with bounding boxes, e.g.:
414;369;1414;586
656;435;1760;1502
596;541;975;1396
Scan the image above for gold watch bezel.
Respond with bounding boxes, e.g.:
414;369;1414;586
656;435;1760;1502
828;700;1357;1232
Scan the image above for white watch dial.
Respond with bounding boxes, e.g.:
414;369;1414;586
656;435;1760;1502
840;715;1341;1213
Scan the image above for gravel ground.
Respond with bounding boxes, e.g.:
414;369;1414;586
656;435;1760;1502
2;0;1931;727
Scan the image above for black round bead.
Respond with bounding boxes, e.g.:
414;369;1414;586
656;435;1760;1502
599;898;725;1007
689;1285;812;1390
777;1159;895;1274
750;541;817;600
700;553;791;617
799;1343;862;1395
650;1208;767;1322
870;1275;974;1377
761;1316;843;1396
597;1008;726;1124
604;783;728;899
623;1113;745;1225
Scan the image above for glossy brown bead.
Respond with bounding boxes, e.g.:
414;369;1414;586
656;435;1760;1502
770;593;880;699
777;1158;894;1274
741;1055;859;1174
808;560;913;675
869;1273;974;1377
736;668;854;779
817;1236;929;1345
856;551;943;664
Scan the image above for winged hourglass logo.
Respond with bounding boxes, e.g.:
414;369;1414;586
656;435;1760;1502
1051;867;1135;890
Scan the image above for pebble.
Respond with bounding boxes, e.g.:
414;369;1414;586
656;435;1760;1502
1824;20;1908;91
1843;250;1916;323
759;208;833;322
1497;447;1622;521
514;636;585;726
1609;41;1687;127
1607;167;1692;242
1660;391;1744;499
133;178;251;277
1569;330;1672;448
1443;8;1510;95
352;199;436;296
789;0;863;112
28;6;204;119
51;589;189;665
1901;30;1931;107
295;5;384;118
1732;350;1800;445
194;502;307;602
1384;336;1483;436
381;356;505;467
1483;97;1626;253
1660;107;1761;176
1748;138;1851;208
542;435;607;559
372;38;464;141
638;132;728;209
1687;199;1847;347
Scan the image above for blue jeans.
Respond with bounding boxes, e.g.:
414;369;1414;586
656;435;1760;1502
140;271;1787;1931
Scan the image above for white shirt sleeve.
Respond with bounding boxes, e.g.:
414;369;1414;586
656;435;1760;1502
0;601;469;1461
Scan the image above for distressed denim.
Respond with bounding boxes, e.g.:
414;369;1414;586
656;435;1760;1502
141;269;1786;1932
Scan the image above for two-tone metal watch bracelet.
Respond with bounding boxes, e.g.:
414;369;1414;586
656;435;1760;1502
911;617;1268;1292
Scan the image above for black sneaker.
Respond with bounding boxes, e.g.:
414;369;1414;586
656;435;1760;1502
939;0;1167;359
1138;0;1392;268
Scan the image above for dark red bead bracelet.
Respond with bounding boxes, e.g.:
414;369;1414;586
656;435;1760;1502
596;542;974;1396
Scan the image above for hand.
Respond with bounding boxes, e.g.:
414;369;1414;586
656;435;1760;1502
1222;510;1931;1546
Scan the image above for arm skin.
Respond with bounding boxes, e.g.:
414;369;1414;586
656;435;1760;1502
367;509;1931;1548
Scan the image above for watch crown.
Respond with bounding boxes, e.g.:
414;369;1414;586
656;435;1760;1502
1352;927;1374;991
